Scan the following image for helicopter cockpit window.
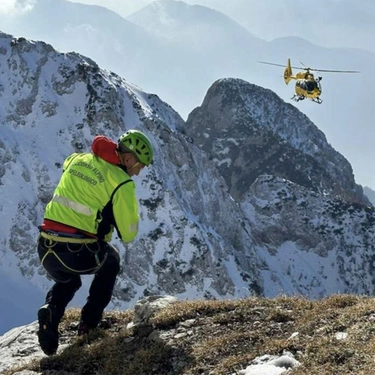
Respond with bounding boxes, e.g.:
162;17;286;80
297;79;316;92
305;80;316;91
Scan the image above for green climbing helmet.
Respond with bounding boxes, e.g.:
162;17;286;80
118;129;154;166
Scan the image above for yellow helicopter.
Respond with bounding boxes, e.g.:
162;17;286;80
258;58;360;104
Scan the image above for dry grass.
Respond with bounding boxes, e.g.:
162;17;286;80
6;294;375;375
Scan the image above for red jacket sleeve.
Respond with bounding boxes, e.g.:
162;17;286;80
91;136;120;165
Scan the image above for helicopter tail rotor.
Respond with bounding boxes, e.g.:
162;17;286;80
284;58;293;85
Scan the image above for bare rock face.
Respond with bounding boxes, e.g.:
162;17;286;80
184;78;366;204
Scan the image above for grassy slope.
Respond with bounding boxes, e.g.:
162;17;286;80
6;294;375;375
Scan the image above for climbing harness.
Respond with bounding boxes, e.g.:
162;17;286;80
39;232;107;273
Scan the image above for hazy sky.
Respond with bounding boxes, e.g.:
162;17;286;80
2;0;374;51
0;0;36;15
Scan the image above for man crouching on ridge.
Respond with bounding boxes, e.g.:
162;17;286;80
36;129;153;356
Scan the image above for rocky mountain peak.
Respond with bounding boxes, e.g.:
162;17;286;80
184;78;366;204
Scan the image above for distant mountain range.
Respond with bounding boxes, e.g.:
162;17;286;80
364;186;375;205
0;0;374;189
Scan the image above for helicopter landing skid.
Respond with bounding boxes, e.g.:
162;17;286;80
311;97;323;104
291;95;305;102
291;95;323;104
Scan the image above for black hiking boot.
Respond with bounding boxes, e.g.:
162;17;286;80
77;316;103;336
77;319;99;336
77;320;91;336
37;304;59;355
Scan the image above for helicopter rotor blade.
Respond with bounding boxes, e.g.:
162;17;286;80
258;61;360;74
257;61;285;68
257;61;301;69
309;68;360;73
299;62;314;71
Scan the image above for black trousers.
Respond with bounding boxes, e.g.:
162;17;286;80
37;236;120;328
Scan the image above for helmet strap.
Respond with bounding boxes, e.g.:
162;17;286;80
128;162;142;171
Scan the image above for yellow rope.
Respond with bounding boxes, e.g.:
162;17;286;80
44;250;104;273
39;233;106;273
40;243;106;273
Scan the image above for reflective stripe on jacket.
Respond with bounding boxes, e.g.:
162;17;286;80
44;152;139;243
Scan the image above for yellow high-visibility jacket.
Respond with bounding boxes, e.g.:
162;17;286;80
44;152;139;243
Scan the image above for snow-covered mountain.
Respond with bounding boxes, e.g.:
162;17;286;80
1;0;375;190
1;31;375;336
0;31;259;334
